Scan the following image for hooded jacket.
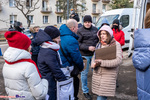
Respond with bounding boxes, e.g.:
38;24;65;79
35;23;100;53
132;29;150;100
3;47;48;100
92;25;122;97
112;29;125;46
59;24;84;71
34;29;66;100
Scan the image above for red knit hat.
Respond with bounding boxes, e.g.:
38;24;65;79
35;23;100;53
4;31;31;50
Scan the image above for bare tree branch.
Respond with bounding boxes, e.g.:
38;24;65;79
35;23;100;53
27;0;40;14
12;0;40;27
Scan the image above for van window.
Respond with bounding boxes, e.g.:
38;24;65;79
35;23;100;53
120;15;129;28
96;14;119;28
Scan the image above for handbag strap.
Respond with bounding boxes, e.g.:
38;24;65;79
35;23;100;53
60;44;72;65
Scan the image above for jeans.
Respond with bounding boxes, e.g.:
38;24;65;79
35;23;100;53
97;96;107;100
81;56;92;93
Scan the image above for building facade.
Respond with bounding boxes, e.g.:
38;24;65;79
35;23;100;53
0;0;111;30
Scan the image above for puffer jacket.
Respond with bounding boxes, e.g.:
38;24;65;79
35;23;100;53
132;28;150;100
77;26;99;56
3;47;48;100
112;29;125;46
92;40;122;97
34;29;66;100
59;24;84;71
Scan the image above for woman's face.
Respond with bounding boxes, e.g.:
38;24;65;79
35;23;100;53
100;30;108;42
52;36;61;44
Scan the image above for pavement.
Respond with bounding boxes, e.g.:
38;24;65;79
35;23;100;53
0;44;137;100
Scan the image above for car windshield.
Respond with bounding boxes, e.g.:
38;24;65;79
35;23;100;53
96;14;119;28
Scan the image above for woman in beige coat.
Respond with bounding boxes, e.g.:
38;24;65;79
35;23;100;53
91;25;123;100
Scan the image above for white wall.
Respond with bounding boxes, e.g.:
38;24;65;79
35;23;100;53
0;0;111;30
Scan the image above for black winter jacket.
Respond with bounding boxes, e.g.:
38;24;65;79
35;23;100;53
77;26;99;56
34;30;66;100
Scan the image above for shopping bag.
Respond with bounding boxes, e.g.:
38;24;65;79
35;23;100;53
61;66;74;77
45;94;49;100
57;77;74;100
82;57;87;70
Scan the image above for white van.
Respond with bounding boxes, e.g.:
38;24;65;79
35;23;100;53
128;0;150;57
96;8;139;48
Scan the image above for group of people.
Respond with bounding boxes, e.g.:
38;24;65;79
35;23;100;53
2;12;125;100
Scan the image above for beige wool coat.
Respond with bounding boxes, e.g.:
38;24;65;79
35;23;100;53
91;41;122;97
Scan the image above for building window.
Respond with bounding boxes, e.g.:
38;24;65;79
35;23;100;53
10;15;17;24
26;0;32;8
43;16;48;24
57;16;62;24
42;0;48;11
56;1;61;12
9;0;15;7
27;15;33;24
82;3;86;11
93;16;96;24
92;4;96;13
102;4;106;13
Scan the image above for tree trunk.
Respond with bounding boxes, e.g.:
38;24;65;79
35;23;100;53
26;17;31;28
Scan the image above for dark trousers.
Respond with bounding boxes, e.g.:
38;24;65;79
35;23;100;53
31;55;38;65
73;75;80;100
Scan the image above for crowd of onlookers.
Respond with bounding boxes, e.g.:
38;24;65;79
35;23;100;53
2;9;150;100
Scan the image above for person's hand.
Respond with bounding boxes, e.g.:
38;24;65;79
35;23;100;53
91;61;101;68
89;46;95;52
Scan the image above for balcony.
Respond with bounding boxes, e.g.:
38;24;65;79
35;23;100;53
91;0;100;2
102;0;110;3
41;7;52;13
55;9;63;14
92;9;100;15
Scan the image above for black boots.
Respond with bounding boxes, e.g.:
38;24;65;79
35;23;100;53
83;93;92;100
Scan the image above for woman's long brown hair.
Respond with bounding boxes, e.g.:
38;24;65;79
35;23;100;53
98;30;112;44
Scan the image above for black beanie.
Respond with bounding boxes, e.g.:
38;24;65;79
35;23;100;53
70;13;80;22
44;26;60;39
113;19;119;25
83;15;92;23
